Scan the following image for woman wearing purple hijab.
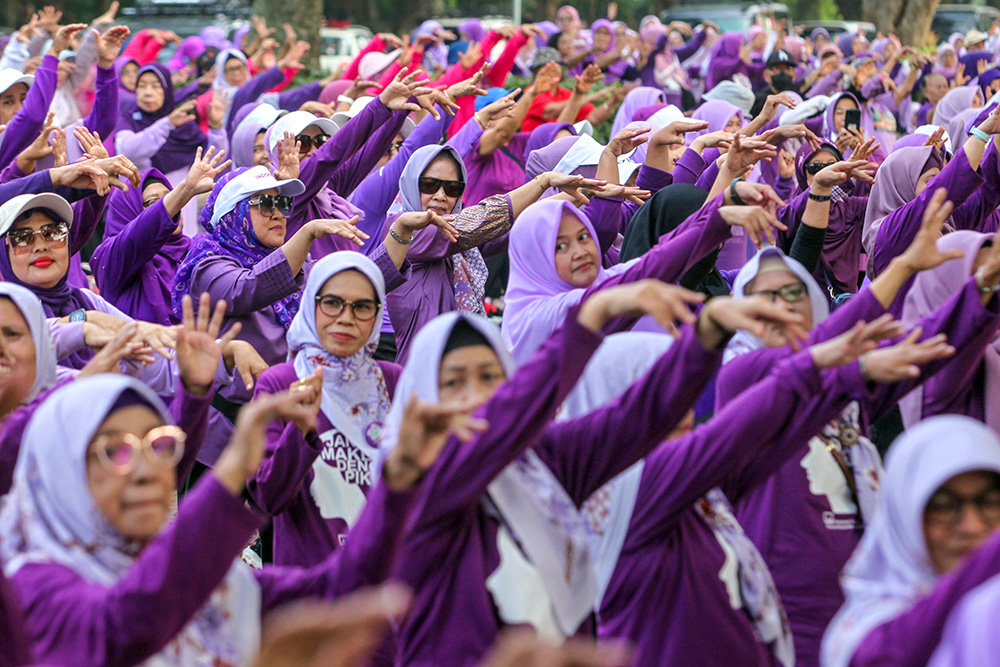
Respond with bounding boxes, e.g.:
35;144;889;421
116;63;228;235
899;231;1000;429
167;35;205;73
611;86;665;136
707;32;764;89
867;113;1000;275
689;99;744;163
90;154;230;326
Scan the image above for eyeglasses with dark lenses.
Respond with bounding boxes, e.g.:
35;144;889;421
6;222;70;253
925;485;1000;527
418;177;466;198
296;133;330;152
315;294;380;321
749;281;809;303
89;425;187;475
248;194;293;219
387;140;404;156
805;161;837;175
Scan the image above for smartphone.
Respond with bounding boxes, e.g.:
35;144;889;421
845;108;861;132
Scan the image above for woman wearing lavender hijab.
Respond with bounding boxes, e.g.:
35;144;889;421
0;358;456;667
717;189;1000;667
822;416;1000;667
502;183;786;365
247;252;402;567
378;276;810;666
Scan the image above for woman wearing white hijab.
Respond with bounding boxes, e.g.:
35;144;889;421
822;416;1000;667
247;252;401;567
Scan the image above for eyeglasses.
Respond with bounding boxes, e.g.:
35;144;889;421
248;194;293;219
387;140;404;157
925;486;1000;527
418;177;465;198
89;425;187;475
805;161;837;175
6;222;69;253
224;63;246;74
315;294;380;321
296;133;330;152
748;281;809;303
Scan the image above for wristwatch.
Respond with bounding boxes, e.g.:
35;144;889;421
69;309;86;323
729;177;745;206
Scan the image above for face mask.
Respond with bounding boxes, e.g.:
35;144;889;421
772;72;796;92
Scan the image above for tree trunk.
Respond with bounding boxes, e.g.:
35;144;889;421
254;0;323;70
862;0;941;47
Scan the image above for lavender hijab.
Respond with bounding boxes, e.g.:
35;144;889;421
522;123;577;165
0;284;57;402
707;32;745;89
0;375;262;667
287;252;391;491
502;199;634;366
611;87;666;137
899;231;1000;430
821;416;1000;667
120;63;209;174
90;169;191;326
690;99;744;163
862;146;943;254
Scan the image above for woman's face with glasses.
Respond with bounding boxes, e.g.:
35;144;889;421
924;470;1000;574
420;154;462;216
746;267;814;346
804;149;838;186
248;188;288;248
314;269;379;357
297;125;331;160
5;210;70;289
87;404;177;545
223;56;249;86
376;133;406;170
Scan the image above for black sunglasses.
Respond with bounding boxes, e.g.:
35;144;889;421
296;133;330;152
315;294;380;321
418;177;465;198
248;194;293;219
804;161;836;175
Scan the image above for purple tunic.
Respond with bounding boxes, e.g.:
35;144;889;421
717;283;1000;667
462;132;530;211
0;55;57;171
247;360;403;567
599;351;866;666
393;318;720;666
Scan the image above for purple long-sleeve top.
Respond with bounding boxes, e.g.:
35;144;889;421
0;561;32;667
246;360;402;567
185;243;404;404
462;132;530;211
392;317;722;666
599;349;865;667
806;69;844;99
90;199;182;325
871;149;989;277
717;282;1000;667
0;54;57;171
671;147;710;186
779;188;869;295
850;527;1000;666
12;466;416;667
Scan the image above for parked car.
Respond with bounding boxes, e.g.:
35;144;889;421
931;4;1000;40
120;0;250;39
319;25;374;73
795;20;877;42
661;2;792;35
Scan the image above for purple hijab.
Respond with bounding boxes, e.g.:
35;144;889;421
90;169;191;326
411;20;449;71
837;33;857;58
863;146;944;251
795;141;843;192
707;32;745;89
167;36;206;73
172;168;301;327
459;19;486;43
119;63;209;174
900;231;1000;430
960;50;994;74
199;26;229;50
524;134;579;179
611;86;666;136
522;122;577;164
690;99;743;163
319;79;352;105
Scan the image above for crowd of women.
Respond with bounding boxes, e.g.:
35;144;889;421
2;1;1000;665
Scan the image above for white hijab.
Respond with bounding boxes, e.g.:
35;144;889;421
821;416;1000;667
378;312;597;638
0;375;260;666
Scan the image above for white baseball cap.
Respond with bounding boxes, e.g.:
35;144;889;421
209;166;305;228
0;69;34;96
573;120;594;137
331;96;416;138
266;111;340;154
618;157;641;184
236;102;286;134
358;50;401;80
647;104;685;129
0;193;74;238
